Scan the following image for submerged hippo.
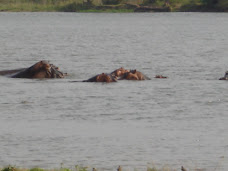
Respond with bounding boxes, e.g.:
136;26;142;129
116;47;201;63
70;67;151;83
155;75;167;78
219;71;228;80
0;61;66;79
83;73;117;83
81;67;129;83
120;69;151;80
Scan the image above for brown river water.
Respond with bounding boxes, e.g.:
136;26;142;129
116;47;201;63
0;12;228;171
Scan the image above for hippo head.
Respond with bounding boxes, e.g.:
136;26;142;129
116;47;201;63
31;61;66;78
111;67;130;77
49;63;67;78
119;69;150;80
122;71;139;80
30;61;52;78
96;73;117;83
130;69;151;80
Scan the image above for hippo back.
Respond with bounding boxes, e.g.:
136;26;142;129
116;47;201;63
119;69;150;80
83;73;117;83
131;70;151;80
0;68;26;76
11;61;51;78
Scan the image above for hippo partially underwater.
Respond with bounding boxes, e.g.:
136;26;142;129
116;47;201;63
82;68;151;83
110;67;130;79
0;61;67;79
154;75;167;79
219;71;228;80
0;62;167;83
82;67;129;82
119;69;151;80
80;67;128;83
83;73;117;83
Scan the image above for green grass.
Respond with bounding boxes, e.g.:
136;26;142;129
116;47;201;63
0;166;177;171
0;2;58;11
78;8;134;12
0;0;228;12
0;0;85;12
0;165;90;171
0;0;133;12
29;168;45;171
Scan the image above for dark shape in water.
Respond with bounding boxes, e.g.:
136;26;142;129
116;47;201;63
0;61;67;79
155;75;167;79
219;71;228;80
110;67;130;79
117;166;122;171
70;67;150;83
181;166;187;171
119;69;151;80
83;73;117;83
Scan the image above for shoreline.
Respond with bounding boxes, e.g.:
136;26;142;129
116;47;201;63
0;2;228;13
0;165;201;171
1;8;227;13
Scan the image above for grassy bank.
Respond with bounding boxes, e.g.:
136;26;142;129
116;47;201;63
0;166;89;171
0;1;134;12
0;0;228;12
0;0;80;12
1;165;205;171
0;165;178;171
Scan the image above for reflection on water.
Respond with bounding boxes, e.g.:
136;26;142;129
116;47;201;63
0;12;228;171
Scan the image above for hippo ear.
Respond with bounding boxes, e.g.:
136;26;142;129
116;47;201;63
132;69;136;74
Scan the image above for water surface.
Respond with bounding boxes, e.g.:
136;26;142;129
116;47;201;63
0;12;228;171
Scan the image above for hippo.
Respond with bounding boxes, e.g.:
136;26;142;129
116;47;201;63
83;73;117;83
155;75;167;78
120;71;139;80
120;69;151;80
219;71;228;80
110;67;130;78
0;61;66;79
69;67;150;83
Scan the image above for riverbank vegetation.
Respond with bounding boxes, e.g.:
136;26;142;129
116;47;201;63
0;0;228;12
0;165;178;171
0;165;90;171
